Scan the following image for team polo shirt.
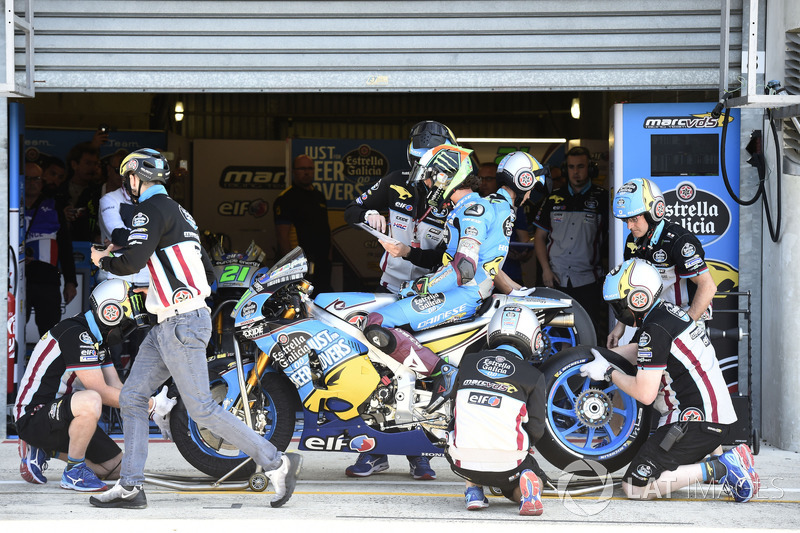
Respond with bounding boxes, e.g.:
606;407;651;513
533;183;608;287
623;220;709;310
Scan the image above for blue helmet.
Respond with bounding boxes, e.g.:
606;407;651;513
612;178;665;224
407;121;458;166
603;259;663;326
487;305;544;362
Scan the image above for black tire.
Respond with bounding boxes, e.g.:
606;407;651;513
532;287;598;354
535;346;653;476
171;366;298;479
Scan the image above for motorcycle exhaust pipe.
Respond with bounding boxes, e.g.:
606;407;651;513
545;314;575;327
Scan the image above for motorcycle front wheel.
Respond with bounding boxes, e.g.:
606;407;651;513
535;346;653;476
171;366;298;479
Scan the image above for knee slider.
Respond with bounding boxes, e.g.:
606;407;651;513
364;324;397;354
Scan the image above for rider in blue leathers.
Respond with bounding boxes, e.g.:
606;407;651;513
364;149;546;409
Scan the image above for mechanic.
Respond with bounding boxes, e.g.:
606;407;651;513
363;148;546;412
446;305;547;516
607;178;717;349
582;258;759;502
91;148;301;509
15;279;171;492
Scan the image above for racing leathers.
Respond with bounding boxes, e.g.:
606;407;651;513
364;188;515;377
344;169;448;293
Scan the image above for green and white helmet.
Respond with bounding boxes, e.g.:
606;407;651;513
408;145;475;209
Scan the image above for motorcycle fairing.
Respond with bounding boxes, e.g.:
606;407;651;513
251;319;378;421
298;409;444;456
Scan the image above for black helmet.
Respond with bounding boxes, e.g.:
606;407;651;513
120;148;170;184
407;121;458;166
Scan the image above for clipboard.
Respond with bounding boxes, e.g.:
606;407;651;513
357;223;401;245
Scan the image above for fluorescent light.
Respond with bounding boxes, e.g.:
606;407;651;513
174;100;185;122
570;97;581;119
457;137;567;144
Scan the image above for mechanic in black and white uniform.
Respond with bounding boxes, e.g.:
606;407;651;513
344;120;457;293
446;305;547;515
582;258;758;503
607;178;717;349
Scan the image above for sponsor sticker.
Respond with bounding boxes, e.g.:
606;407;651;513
131;213;149;227
477;355;515;379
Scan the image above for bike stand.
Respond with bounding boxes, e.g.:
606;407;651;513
489;476;621;497
144;457;270;492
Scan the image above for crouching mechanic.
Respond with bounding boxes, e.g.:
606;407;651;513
14;279;174;492
91;148;301;509
607;178;717;349
581;259;759;502
446;305;547;516
364;147;546;413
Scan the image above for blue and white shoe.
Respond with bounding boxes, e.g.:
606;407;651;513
465;486;489;510
19;440;49;484
60;462;108;492
519;469;544;516
345;453;390;477
719;444;759;503
408;456;436;480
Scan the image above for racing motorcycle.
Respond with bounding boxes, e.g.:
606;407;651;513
203;232;268;359
171;248;650;483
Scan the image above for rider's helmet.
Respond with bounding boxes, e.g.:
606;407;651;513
407;121;458;166
487;305;545;362
408;145;476;210
612;178;665;226
90;279;148;344
603;258;663;327
496;151;548;207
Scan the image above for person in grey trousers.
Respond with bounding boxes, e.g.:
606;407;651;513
90;148;301;509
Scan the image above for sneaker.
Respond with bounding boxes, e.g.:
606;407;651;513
266;453;302;508
519;469;544;516
719;444;759;503
19;440;49;484
426;364;458;413
345;453;390;478
89;481;147;509
408;456;436;480
465;486;489;510
60;462;108;492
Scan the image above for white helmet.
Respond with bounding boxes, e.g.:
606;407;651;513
603;259;663;326
90;279;148;341
487;305;544;361
497;151;547;206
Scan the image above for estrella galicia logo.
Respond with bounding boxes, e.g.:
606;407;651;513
468;392;502;408
411;293;446;315
477;355;515;379
341;144;389;182
131;213;149;227
219;166;285;189
349;435;376;452
643;113;734;129
663;182;730;246
241;301;258;318
79;332;93;344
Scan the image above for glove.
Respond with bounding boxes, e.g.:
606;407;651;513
509;286;536;297
399;276;430;299
150;385;177;441
579;348;612;382
364;210;387;234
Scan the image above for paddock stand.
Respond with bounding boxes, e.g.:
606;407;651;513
144;339;270;492
489;474;621;498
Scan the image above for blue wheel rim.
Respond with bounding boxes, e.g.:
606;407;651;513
188;380;278;460
542;324;578;356
547;363;639;458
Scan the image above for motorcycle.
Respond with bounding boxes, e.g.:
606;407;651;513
171;248;649;482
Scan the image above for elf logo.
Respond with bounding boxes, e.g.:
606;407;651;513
219;166;285;189
303;435;350;451
468;392;502;408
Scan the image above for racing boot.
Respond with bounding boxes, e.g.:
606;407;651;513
363;318;440;376
425;362;458;413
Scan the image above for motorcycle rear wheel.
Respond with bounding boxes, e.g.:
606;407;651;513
532;288;598;357
535;346;653;476
171;368;297;479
